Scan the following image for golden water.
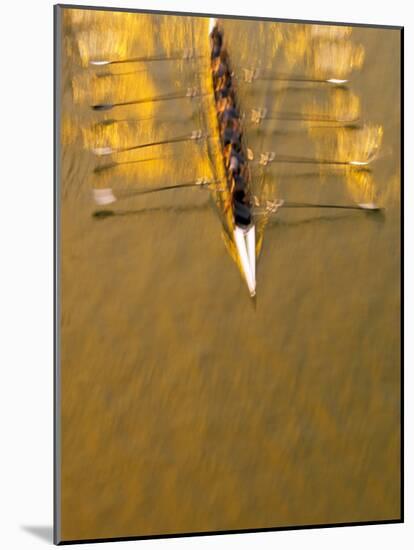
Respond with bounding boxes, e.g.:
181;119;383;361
58;8;401;541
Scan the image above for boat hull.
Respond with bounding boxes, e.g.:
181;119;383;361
208;17;257;298
234;225;256;297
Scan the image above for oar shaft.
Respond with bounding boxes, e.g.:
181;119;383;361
114;92;190;108
258;155;368;167
95;115;156;126
259;76;331;84
126;181;205;197
250;108;359;125
270;157;357;166
253;124;360;136
112;180;216;202
92;90;206;111
241;68;347;85
96;69;147;78
93;179;220;207
95;113;197;127
267;113;358;123
120;134;197;153
93;156;166;173
105;52;204;65
283;202;380;211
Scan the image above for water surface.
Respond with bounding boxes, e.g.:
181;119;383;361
59;8;401;541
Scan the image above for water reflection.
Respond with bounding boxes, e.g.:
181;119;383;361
63;9;387;286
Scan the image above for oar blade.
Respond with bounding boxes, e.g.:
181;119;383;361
93;188;117;205
91;103;114;111
358;202;381;211
90;60;110;66
92;147;114;156
93;210;115;219
349;160;370;166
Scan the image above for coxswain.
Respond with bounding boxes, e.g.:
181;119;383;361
227;145;245;177
233;173;246;193
233;189;252;227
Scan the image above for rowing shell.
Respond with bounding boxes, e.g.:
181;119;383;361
208;18;256;297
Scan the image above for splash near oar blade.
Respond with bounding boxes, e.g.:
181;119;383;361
90;60;111;66
93;147;114;156
93;189;117;205
357;203;381;211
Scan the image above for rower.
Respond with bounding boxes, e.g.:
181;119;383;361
211;42;221;59
210;28;223;60
229;142;245;169
210;26;223;49
216;96;228;118
217;70;233;91
212;57;227;79
215;73;235;101
223;120;241;146
216;86;232;100
215;86;229;100
219;102;239;125
229;154;239;175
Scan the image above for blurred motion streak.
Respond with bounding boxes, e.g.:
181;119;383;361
58;7;401;543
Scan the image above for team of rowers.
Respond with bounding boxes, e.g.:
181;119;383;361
210;24;253;228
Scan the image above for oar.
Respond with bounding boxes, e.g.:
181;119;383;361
241;67;348;85
243;84;346;96
96;67;208;79
250;108;359;125
96;69;147;78
251;123;361;136
92;178;220;205
89;50;203;66
91;88;205;111
94;112;198;128
92;130;204;156
95;115;157;127
255;199;381;215
92;203;209;219
254;151;375;167
93;155;177;174
282;201;381;211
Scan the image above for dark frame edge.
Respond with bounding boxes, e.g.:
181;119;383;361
55;3;403;30
400;25;404;524
54;3;62;546
57;519;403;545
